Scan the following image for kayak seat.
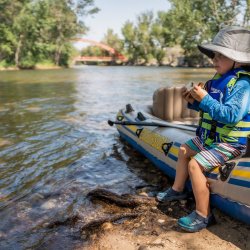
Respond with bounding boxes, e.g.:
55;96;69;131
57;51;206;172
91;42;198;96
152;86;199;125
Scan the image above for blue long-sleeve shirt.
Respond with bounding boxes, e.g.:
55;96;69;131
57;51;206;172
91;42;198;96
188;76;250;125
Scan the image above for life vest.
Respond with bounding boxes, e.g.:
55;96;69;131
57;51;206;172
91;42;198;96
197;68;250;146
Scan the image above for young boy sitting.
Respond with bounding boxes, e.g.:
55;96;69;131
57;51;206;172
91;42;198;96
157;26;250;232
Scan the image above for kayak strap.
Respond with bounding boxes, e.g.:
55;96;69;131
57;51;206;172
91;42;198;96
219;162;235;181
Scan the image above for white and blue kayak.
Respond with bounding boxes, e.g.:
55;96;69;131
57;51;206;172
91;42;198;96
110;86;250;225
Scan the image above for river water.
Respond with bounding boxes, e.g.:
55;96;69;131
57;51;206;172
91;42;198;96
0;66;212;249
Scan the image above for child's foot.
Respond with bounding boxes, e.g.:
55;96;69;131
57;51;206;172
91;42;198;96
178;210;216;232
156;187;189;202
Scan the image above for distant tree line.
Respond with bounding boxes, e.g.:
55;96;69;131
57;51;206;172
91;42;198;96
1;0;250;69
0;0;98;69
83;0;250;67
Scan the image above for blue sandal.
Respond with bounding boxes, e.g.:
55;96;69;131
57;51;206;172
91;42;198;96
178;210;216;232
156;187;189;202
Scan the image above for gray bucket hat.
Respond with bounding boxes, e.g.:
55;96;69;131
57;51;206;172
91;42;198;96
198;26;250;63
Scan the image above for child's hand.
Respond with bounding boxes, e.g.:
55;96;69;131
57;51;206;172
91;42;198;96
190;85;208;102
182;87;195;104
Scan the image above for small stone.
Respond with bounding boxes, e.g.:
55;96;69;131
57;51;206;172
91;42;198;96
157;219;165;224
41;199;57;209
0;139;12;147
139;192;148;197
26;106;41;112
30;193;44;202
134;223;140;228
0;231;6;238
90;234;97;241
138;245;148;250
151;206;158;211
180;200;187;205
167;238;176;244
102;222;113;230
151;230;160;236
81;233;87;240
168;207;173;212
152;238;163;245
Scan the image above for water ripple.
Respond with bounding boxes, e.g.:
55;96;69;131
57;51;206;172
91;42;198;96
0;66;212;249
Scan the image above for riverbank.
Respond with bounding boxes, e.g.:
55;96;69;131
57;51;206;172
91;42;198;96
0;64;212;72
0;67;229;249
83;189;250;250
0;65;63;71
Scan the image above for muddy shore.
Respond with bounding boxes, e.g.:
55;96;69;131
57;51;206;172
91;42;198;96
76;186;250;250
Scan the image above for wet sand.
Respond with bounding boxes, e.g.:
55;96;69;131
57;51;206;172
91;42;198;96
80;190;250;250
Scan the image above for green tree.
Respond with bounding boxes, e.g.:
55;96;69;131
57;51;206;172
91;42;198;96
121;21;139;64
81;46;104;56
12;2;38;68
136;12;155;64
37;0;98;66
167;0;240;66
0;0;30;65
122;12;158;65
0;0;99;68
102;29;124;54
242;0;250;27
151;11;179;65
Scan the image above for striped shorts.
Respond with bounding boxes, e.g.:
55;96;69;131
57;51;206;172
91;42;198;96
185;136;246;171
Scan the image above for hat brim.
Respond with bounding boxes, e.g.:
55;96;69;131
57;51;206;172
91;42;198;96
198;44;250;63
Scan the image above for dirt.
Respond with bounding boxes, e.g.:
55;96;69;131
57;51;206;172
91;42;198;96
77;189;250;250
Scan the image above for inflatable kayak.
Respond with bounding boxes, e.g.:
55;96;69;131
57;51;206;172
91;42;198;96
110;86;250;225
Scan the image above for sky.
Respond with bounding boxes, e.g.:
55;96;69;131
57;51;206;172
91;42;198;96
83;0;170;42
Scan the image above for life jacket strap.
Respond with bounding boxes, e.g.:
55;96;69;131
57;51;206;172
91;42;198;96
205;120;217;146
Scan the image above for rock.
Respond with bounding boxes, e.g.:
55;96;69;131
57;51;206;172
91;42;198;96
151;206;158;211
41;199;57;209
134;223;140;228
0;231;6;238
124;220;131;225
90;233;97;241
30;193;44;203
168;207;173;212
138;192;148;197
151;230;160;236
0;138;12;147
152;238;164;245
180;200;187;205
157;219;165;224
81;233;88;240
26;106;41;112
138;245;148;250
102;222;113;230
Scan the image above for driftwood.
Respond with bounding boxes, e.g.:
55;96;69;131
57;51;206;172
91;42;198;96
45;212;139;233
87;188;156;208
44;188;156;235
46;215;80;229
80;212;139;233
78;188;157;234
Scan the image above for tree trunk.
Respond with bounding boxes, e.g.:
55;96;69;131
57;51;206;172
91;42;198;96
54;44;63;66
243;0;250;26
15;34;23;67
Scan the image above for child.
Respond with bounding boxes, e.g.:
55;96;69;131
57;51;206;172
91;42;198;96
157;26;250;232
